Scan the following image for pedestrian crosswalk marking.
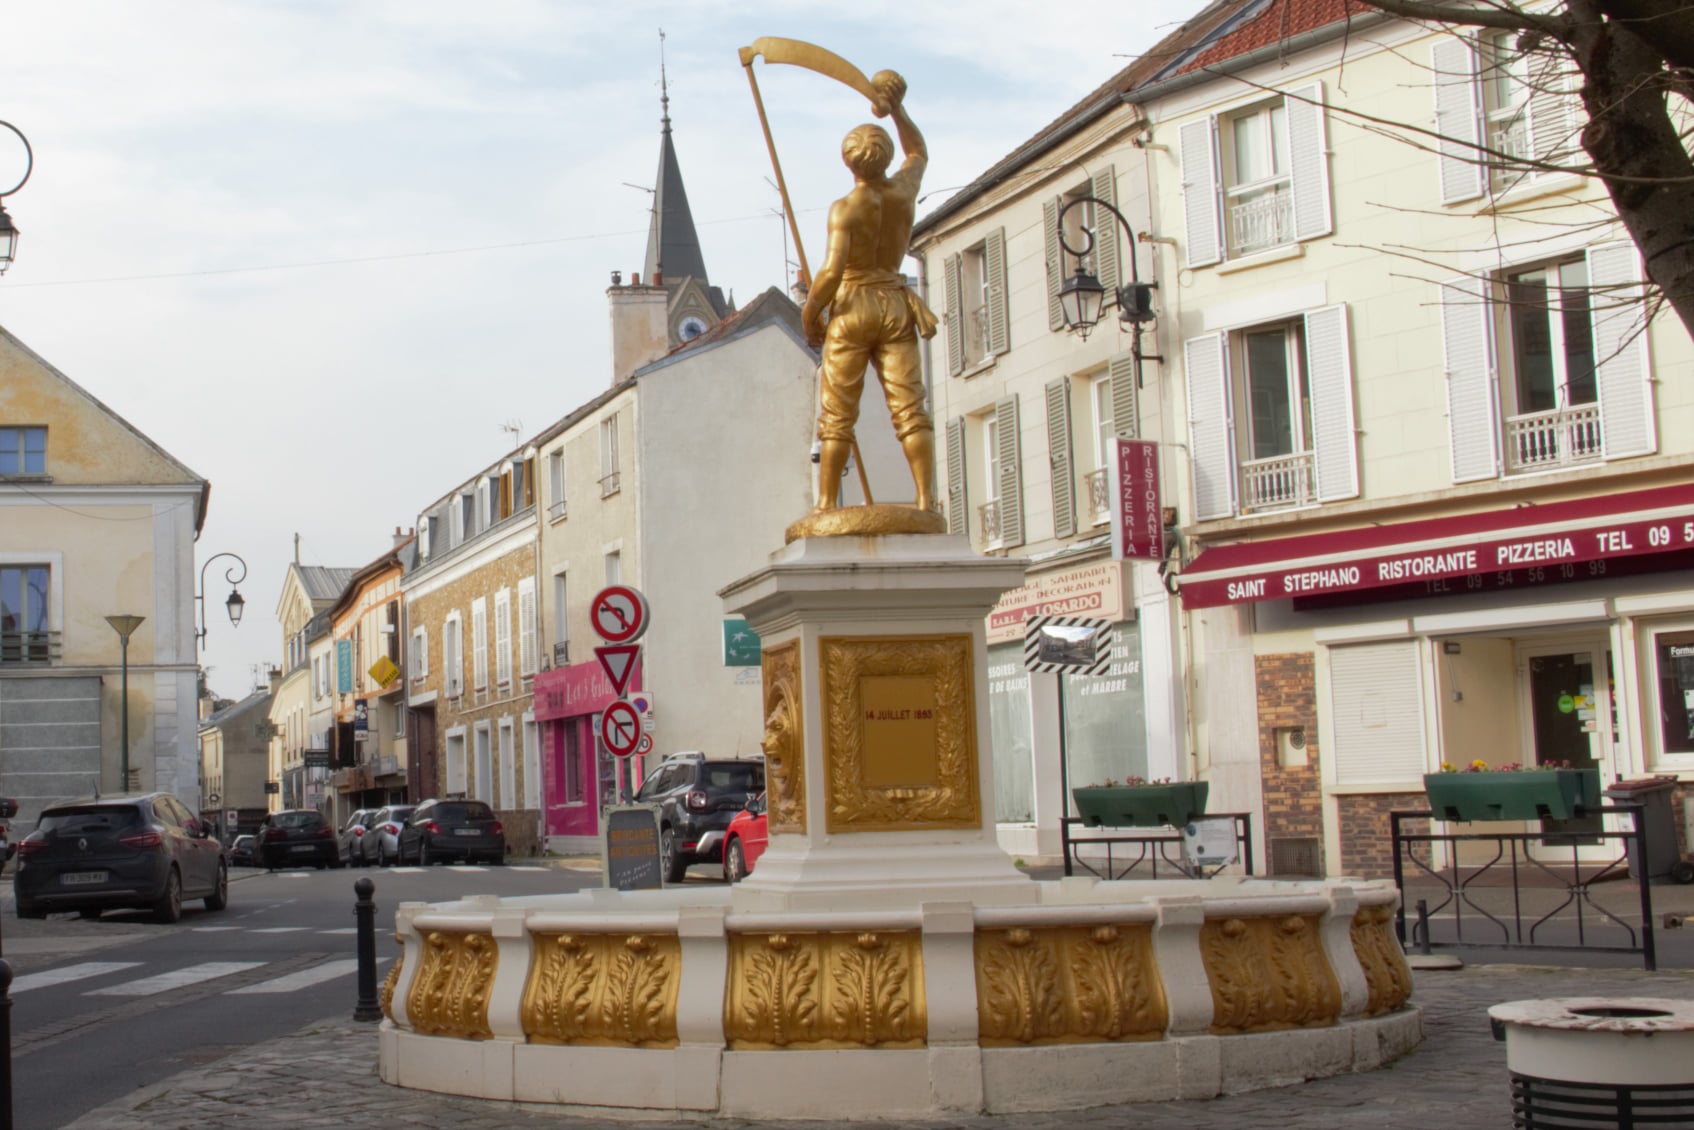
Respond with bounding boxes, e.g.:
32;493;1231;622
389;867;424;874
87;961;265;997
446;865;487;872
252;926;310;934
509;866;548;871
10;962;142;994
317;927;357;935
226;958;360;994
190;926;243;932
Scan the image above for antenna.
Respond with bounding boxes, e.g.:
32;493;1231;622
499;419;523;448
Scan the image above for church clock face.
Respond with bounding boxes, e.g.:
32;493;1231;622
678;315;709;341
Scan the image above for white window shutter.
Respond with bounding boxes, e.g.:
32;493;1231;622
1432;37;1486;204
1046;379;1076;540
945;417;968;536
1304;304;1359;501
1526;47;1578;170
1179;118;1222;268
985;227;1010;356
1328;641;1427;786
1090;165;1119;299
944;253;965;375
471;599;488;690
1044;197;1064;330
1440;276;1500;482
1285;83;1332;242
1590;241;1656;458
518;579;537;677
995;396;1025;548
1110;352;1138;438
420;628;428;678
495;591;512;687
1185;332;1235;520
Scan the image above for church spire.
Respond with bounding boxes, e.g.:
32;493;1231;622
641;28;713;299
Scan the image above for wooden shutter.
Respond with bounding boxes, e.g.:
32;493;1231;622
1432;37;1487;204
1285;83;1332;242
1329;641;1427;786
1440;275;1500;482
1046;379;1076;539
1590;241;1656;458
1110;352;1138;438
1044;197;1064;330
944;253;965;375
1179;118;1222;268
1090;165;1119;301
1185;332;1235;520
945;416;968;536
985;227;1010;356
1304;304;1359;501
995;396;1025;548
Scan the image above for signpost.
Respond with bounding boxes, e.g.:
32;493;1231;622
601;805;664;890
591;583;653;803
599;699;644;759
590;585;650;644
1025;615;1116;878
594;644;641;697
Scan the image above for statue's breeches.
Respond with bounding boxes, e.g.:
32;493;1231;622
817;286;932;442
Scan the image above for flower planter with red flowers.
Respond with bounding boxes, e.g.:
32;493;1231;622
1071;779;1209;829
1423;763;1601;822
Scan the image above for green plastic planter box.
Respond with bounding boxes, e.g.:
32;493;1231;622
1422;768;1601;822
1071;782;1209;828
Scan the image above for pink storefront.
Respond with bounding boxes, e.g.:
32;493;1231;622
532;658;645;844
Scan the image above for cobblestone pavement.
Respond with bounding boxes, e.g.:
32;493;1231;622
58;964;1694;1130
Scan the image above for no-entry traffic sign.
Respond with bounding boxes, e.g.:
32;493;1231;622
599;699;644;758
591;585;650;644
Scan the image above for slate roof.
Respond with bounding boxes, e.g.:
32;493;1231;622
642;101;727;317
201;687;272;729
295;565;355;603
642;285;808;371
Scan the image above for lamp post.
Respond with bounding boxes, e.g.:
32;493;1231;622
0;121;32;275
105;615;145;793
1054;195;1163;385
196;552;248;650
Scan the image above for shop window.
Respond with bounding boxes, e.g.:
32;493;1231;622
1652;630;1694;759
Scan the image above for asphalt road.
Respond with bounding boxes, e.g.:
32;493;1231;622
3;860;603;1129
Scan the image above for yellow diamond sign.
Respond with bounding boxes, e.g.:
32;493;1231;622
368;655;400;688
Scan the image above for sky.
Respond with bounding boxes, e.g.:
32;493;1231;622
2;1;1173;701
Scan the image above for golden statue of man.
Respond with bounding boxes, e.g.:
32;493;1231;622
801;70;941;517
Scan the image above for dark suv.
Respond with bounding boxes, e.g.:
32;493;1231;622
258;809;339;870
635;755;765;883
398;799;505;865
14;793;228;923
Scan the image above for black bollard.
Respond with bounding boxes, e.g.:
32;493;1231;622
1414;898;1433;956
353;878;382;1022
0;958;12;1130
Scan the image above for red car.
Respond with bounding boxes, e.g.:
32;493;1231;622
722;792;768;882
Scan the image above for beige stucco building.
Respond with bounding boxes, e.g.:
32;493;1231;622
0;328;209;818
267;563;353;812
324;534;414;827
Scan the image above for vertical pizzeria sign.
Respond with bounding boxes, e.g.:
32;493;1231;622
1110;438;1164;562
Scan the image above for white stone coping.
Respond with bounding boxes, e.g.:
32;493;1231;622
1489;997;1694;1034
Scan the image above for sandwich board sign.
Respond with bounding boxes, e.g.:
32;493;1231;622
602;805;663;890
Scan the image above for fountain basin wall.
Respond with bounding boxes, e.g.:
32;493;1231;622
378;876;1418;1118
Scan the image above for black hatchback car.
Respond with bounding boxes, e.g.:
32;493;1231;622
634;755;765;883
397;799;505;865
14;793;228;923
258;809;339;870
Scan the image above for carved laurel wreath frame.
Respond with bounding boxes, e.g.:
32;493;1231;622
820;634;980;833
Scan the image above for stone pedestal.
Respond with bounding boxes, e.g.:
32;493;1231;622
719;534;1029;907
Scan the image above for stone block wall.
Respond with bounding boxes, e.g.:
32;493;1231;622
1256;653;1324;876
1338;793;1429;879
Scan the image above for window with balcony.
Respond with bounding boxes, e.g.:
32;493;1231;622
1179;85;1331;268
0;565;53;663
547;448;567;521
943;228;1007;375
1186;305;1357;520
599;415;620;497
1441;242;1652;483
0;428;46;476
1042;166;1122;331
1433;32;1580;204
947;397;1023;549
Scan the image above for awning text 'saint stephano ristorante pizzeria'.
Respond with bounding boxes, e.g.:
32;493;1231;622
1180;484;1694;609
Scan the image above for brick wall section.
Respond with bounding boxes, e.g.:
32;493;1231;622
1256;653;1324;875
1338;793;1429;879
1674;782;1691;865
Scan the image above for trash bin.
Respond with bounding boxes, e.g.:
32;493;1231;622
1603;776;1680;880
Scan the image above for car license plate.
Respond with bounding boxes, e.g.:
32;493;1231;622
63;871;107;885
453;828;480;837
290;844;316;852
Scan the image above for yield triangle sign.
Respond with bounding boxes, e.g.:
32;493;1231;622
595;644;641;697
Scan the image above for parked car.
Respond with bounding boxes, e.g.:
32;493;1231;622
13;792;228;923
361;804;416;867
258;809;339;870
397;800;505;865
229;834;259;868
634;753;765;883
337;808;378;867
722;792;769;883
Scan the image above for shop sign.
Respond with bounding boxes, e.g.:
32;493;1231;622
987;561;1125;644
532;656;641;722
722;618;761;667
336;640;353;693
1111;438;1164;562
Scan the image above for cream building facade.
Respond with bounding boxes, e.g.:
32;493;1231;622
267;564;353;813
324;535;413;828
0;328;208;818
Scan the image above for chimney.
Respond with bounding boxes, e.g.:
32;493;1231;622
268;666;283;696
607;268;670;385
392;525;408;549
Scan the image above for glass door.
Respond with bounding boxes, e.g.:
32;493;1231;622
1518;640;1614;851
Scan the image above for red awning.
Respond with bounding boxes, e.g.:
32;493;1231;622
1180;482;1694;608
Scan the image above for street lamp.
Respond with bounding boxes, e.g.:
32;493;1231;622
1055;194;1162;384
0;120;32;275
196;552;248;650
105;614;145;793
